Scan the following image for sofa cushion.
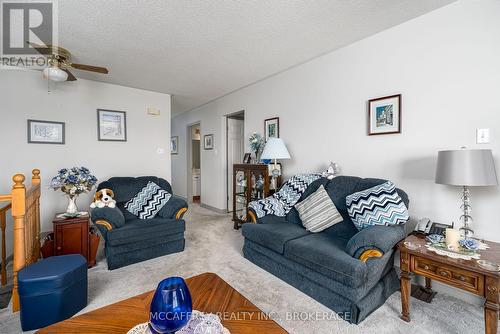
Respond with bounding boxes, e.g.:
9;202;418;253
257;215;288;225
106;218;185;246
242;222;309;254
284;233;367;287
346;181;409;230
295;185;343;232
125;181;171;219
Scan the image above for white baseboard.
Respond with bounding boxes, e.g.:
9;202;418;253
200;203;227;214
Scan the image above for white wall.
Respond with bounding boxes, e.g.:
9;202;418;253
172;0;500;243
0;70;171;254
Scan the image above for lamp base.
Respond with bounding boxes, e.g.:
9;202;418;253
459;225;474;239
460;185;473;239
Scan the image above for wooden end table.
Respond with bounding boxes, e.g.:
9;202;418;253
36;272;287;334
53;214;90;266
399;234;500;334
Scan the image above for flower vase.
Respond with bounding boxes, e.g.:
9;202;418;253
254;147;263;164
66;195;79;215
149;277;192;334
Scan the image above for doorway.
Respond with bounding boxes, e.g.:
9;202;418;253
226;111;245;212
187;123;201;203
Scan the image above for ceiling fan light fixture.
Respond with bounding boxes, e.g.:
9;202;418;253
42;66;68;82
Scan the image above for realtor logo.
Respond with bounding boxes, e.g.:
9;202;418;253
1;0;57;56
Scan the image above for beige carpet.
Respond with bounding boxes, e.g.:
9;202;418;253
0;204;487;333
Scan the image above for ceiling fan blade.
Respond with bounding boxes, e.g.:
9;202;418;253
62;69;77;81
70;63;108;74
26;41;52;55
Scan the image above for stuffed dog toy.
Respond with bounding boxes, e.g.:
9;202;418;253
322;161;340;180
90;189;116;208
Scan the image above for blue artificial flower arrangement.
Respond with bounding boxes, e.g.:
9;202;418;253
426;234;444;244
248;132;265;160
50;167;98;196
459;238;480;251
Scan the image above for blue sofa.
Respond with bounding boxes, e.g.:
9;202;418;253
243;176;409;324
91;176;188;270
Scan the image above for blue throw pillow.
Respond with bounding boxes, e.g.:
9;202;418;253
346;181;409;230
125;181;171;219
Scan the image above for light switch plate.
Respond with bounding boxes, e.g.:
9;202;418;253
476;128;490;144
147;107;160;116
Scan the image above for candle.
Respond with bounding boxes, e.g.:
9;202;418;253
445;228;460;251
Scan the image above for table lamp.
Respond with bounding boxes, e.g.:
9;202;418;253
261;138;291;187
435;148;498;238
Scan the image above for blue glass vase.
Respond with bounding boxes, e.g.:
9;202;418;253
149;277;192;334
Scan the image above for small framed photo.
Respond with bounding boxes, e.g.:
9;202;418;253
368;94;401;135
27;120;65;144
170;136;178;154
204;134;214;150
97;109;127;141
264;117;279;141
243;153;251;164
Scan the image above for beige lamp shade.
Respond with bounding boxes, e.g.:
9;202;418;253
435;149;498;186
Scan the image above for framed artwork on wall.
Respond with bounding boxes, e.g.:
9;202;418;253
204;134;214;150
97;109;127;141
368;94;401;135
27;120;65;144
264;117;279;141
170;136;178;154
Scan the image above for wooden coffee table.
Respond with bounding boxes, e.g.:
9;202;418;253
37;272;287;333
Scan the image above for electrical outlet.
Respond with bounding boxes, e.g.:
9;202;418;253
157;147;165;155
476;128;490;144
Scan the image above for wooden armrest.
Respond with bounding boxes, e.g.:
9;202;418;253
359;249;383;263
94;220;113;231
248;210;257;223
176;207;188;219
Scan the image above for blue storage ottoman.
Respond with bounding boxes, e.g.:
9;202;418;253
18;254;88;331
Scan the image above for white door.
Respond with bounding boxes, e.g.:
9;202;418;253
227;118;244;212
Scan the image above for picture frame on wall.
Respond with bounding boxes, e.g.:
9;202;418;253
368;94;401;135
27;119;65;144
97;109;127;141
264;117;279;141
204;134;214;150
170;136;178;154
243;153;251;164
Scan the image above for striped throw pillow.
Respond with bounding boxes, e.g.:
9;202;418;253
295;185;343;232
125;181;171;219
346;181;409;230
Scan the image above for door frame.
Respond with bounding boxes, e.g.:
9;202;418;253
225;110;245;212
186;121;201;203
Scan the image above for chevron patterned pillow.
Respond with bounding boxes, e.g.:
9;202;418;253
124;181;171;219
346;181;409;230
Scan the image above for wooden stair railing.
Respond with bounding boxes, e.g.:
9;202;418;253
0;169;41;312
0;202;11;286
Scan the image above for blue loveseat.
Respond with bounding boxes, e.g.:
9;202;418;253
243;176;409;324
91;176;188;270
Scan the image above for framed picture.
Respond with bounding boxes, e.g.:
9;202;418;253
97;109;127;141
204;134;214;150
264;117;279;141
170;136;178;154
27;120;65;144
368;94;401;135
243;153;251;164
